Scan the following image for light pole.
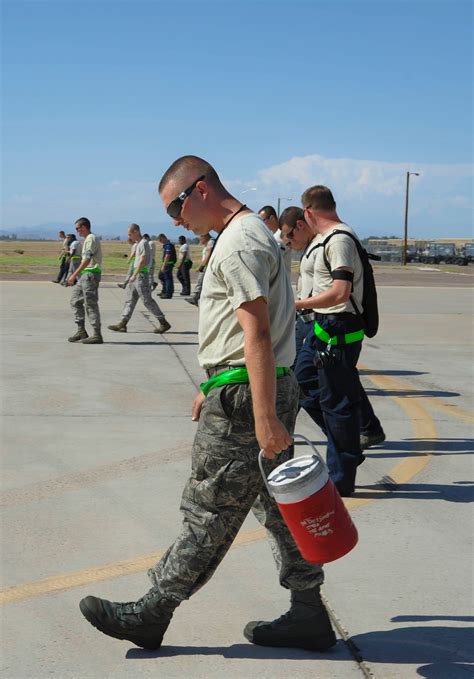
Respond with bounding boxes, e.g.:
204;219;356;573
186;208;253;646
277;197;293;217
403;171;420;266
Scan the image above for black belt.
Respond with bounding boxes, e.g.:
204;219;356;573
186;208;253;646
315;312;357;321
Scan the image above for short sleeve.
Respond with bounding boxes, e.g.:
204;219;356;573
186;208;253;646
326;235;357;271
218;250;271;310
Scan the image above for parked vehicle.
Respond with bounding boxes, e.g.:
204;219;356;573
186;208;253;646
461;243;474;263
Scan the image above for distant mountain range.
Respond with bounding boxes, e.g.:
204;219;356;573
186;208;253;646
0;222;188;240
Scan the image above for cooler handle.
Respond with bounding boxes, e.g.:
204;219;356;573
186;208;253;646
258;433;325;498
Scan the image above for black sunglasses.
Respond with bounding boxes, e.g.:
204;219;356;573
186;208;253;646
166;175;205;219
285;223;299;240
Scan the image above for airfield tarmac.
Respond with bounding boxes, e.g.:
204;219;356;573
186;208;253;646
0;275;473;678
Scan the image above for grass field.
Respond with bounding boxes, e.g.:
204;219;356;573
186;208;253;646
0;240;472;280
0;240;202;276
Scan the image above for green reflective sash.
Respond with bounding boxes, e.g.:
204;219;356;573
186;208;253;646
200;366;289;397
314;321;364;345
82;267;101;274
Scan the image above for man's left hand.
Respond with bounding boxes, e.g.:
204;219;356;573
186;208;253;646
256;416;293;459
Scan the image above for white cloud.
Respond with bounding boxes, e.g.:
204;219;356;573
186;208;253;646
2;153;472;238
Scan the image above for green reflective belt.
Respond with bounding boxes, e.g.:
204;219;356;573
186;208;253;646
71;256;81;260
133;267;149;273
82;267;101;274
200;366;290;397
314;321;364;345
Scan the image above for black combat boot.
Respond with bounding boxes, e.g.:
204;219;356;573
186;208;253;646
79;591;174;650
68;326;88;342
244;587;337;651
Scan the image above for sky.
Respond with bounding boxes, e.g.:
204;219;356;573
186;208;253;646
2;0;473;239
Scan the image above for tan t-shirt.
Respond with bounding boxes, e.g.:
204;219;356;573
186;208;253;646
298;236;319;299
82;233;102;270
134;238;151;270
309;224;363;314
198;213;296;369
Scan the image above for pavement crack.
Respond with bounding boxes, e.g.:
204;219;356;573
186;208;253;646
321;593;376;678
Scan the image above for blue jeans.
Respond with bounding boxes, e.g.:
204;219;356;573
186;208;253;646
293;314;376;493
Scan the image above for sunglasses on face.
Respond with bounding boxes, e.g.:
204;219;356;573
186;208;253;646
285;223;299;240
166;175;205;219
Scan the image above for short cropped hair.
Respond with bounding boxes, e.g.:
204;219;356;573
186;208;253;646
158;233;167;239
178;235;187;244
279;206;304;229
159;155;220;192
301;185;336;211
259;205;277;220
74;217;91;230
128;223;141;233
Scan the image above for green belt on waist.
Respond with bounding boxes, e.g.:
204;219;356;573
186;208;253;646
200;366;290;397
71;256;81;260
133;267;149;273
82;267;101;274
314;321;364;345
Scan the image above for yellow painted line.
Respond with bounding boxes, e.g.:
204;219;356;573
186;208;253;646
346;371;437;509
1;368;440;606
0;527;266;606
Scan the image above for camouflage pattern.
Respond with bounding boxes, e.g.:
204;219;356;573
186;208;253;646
71;271;101;331
148;373;324;607
122;272;165;322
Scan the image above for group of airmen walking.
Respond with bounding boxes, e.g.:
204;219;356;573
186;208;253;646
63;155;385;657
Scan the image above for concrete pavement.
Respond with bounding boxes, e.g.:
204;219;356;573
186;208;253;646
0;281;473;678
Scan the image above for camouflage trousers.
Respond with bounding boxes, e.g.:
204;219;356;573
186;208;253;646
122;272;165;322
148;373;324;608
71;271;101;331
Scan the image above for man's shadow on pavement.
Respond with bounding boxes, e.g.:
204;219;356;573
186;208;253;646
355;480;474;503
126;622;474;676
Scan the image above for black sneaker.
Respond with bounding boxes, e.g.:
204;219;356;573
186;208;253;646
360;429;386;450
185;298;198;307
79;594;172;650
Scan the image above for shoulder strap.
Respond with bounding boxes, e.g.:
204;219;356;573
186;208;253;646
320;229;366;319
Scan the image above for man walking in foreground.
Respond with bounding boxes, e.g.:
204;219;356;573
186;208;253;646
79;156;336;653
108;223;171;334
67;217;103;344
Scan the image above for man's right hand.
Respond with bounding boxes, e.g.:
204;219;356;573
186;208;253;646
191;392;205;421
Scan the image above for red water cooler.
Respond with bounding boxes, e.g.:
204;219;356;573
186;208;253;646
259;434;358;564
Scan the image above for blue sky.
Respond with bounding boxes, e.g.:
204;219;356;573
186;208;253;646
2;0;472;238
